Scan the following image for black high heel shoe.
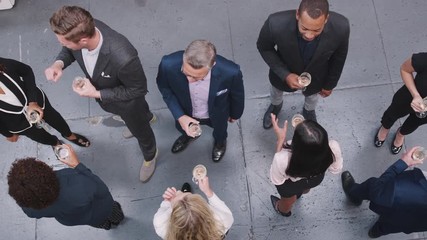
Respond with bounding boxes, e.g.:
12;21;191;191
391;128;404;155
374;127;386;147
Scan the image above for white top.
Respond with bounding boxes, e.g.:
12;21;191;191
270;139;343;185
153;193;234;239
0;81;22;106
82;28;103;78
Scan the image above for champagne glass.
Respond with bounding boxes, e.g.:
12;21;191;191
188;122;202;137
73;76;86;89
192;164;207;184
291;114;305;128
412;147;427;162
54;144;70;161
415;97;427;118
298;72;311;91
24;108;50;131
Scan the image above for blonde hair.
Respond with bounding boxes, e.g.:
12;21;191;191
166;194;224;240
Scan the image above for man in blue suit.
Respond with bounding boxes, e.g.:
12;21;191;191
157;40;244;162
342;147;427;238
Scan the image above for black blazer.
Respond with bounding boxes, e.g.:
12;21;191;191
56;20;148;116
0;58;45;136
257;10;350;96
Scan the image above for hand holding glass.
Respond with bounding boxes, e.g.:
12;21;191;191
192;164;207;184
54;144;70;161
412;147;427;162
188;122;202;137
291;114;305;128
415;97;427;118
298;72;311;91
73;76;86;89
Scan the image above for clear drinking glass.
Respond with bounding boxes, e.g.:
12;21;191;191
415;97;427;118
192;164;207;184
298;72;312;91
24;109;48;130
54;144;70;160
73;76;86;89
188;122;202;137
412;147;427;162
291;114;305;128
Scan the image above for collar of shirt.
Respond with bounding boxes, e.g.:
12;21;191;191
82;28;103;56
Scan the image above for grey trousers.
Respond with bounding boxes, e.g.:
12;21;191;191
269;85;319;111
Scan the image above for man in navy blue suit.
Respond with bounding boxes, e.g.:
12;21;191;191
156;40;244;162
342;147;427;238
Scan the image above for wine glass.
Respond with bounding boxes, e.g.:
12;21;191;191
412;147;427;162
54;144;70;160
291;114;305;128
192;164;207;184
298;72;311;91
188;122;202;137
415;97;427;118
73;76;86;89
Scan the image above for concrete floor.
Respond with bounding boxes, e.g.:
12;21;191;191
1;0;427;239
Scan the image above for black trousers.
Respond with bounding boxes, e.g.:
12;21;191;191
20;95;72;146
381;86;427;135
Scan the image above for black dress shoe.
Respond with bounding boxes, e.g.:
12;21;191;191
263;103;283;129
270;195;291;217
171;135;193;153
341;171;362;206
181;182;192;193
212;141;226;162
391;128;403;155
374;127;385;147
302;108;317;122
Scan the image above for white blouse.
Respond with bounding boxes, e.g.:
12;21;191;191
270;139;343;185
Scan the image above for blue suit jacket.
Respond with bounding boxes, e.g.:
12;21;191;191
368;160;427;233
156;51;244;129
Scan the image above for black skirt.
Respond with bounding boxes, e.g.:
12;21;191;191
275;173;325;198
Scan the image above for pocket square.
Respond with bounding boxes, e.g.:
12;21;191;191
216;89;228;96
101;72;111;78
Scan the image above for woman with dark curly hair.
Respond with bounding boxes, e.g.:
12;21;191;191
7;145;124;229
269;114;343;217
0;57;90;147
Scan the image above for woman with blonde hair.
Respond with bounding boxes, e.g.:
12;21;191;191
153;178;233;239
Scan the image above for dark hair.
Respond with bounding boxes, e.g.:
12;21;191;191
286;120;334;178
0;63;5;72
298;0;329;19
49;6;95;43
7;158;60;209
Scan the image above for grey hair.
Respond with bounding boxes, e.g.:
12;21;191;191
183;40;216;69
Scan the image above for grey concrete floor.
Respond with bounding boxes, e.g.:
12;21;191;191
1;0;427;239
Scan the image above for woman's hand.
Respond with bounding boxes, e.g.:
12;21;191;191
198;176;214;198
271;113;288;152
27;102;44;119
411;96;425;113
162;187;177;202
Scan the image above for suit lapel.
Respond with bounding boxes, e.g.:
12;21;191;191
0;73;27;112
74;51;90;78
208;66;221;110
92;37;111;81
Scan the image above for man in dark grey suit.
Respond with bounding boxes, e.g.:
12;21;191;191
45;6;157;183
257;0;349;128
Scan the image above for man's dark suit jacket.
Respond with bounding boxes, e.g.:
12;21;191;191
353;160;427;234
0;58;46;136
56;20;148;116
22;163;114;227
156;51;244;133
257;10;350;96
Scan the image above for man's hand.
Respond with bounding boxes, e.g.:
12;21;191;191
27;102;44;119
228;117;237;123
401;146;424;167
58;144;80;168
178;115;199;137
45;61;64;82
6;134;19;142
285;73;302;89
319;89;333;98
72;78;101;99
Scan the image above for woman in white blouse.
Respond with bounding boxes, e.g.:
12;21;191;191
269;114;343;217
153;177;234;240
